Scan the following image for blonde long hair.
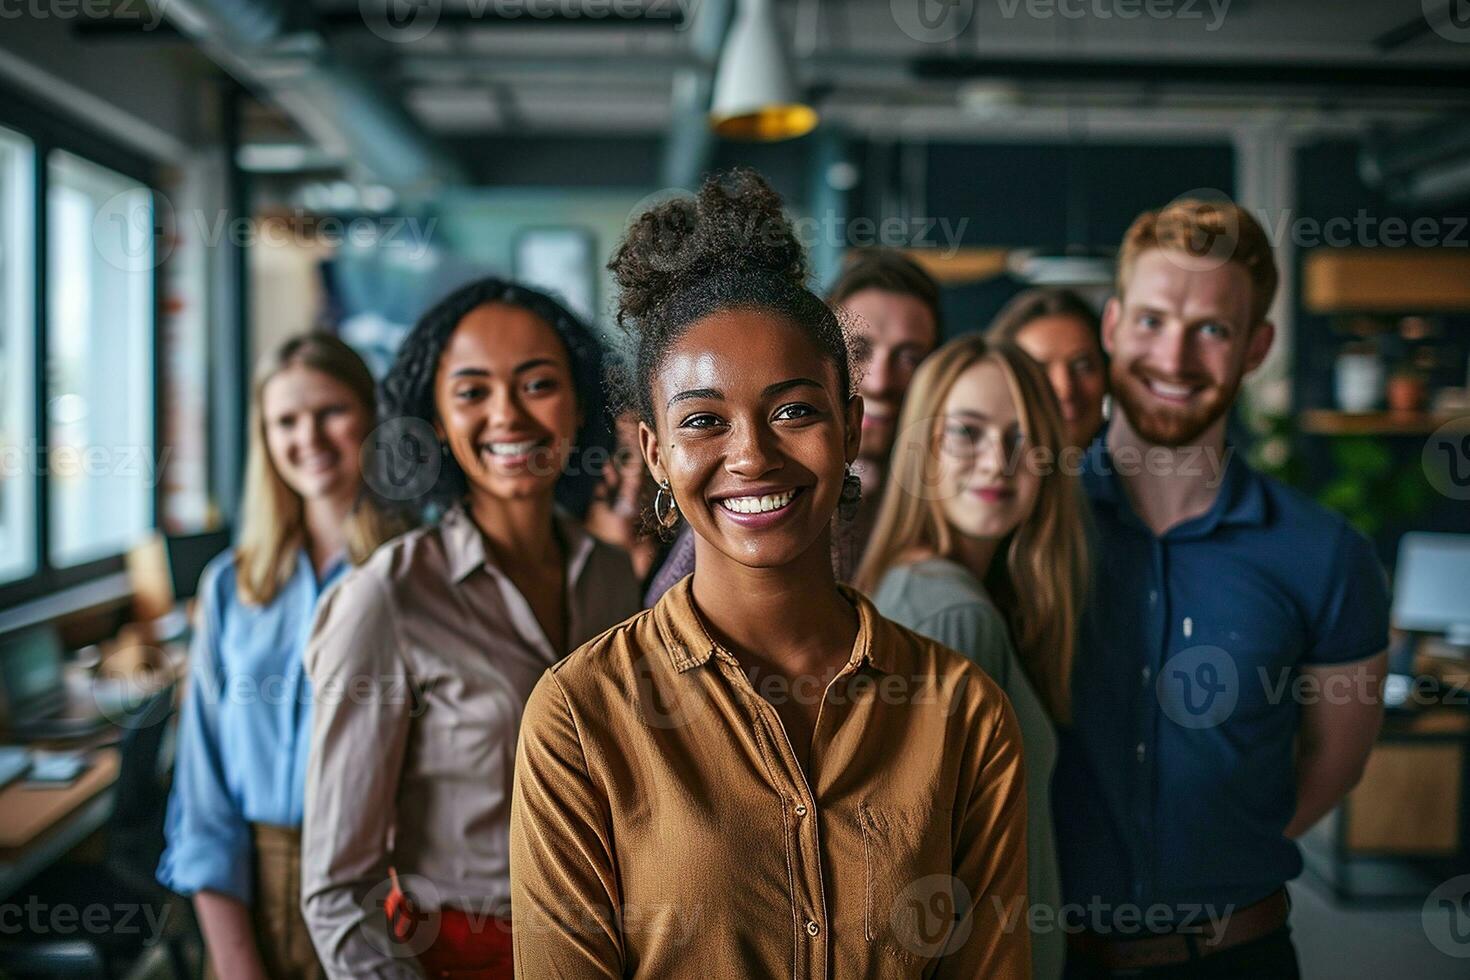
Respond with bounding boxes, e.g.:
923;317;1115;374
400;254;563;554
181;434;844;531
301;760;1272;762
235;333;404;606
854;336;1089;722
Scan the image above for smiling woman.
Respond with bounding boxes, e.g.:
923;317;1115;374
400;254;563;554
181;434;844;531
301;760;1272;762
157;332;400;980
509;169;1032;979
299;279;640;979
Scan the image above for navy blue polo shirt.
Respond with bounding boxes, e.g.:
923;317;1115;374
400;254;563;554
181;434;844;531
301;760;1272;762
1052;436;1390;929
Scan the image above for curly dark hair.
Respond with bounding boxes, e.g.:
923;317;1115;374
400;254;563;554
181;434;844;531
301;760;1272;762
607;168;852;427
378;276;611;520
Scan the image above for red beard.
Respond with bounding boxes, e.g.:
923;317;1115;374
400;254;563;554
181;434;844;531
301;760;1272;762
1109;361;1240;447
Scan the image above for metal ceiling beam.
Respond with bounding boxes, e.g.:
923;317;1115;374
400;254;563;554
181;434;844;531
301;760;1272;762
661;0;734;189
162;0;466;189
912;55;1470;94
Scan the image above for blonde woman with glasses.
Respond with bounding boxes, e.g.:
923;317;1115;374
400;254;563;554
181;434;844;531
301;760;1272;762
855;335;1089;980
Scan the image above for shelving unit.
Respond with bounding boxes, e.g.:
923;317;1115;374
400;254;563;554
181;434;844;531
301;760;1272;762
1298;410;1470;437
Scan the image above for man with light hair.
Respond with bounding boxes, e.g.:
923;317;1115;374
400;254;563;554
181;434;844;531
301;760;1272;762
1054;199;1390;979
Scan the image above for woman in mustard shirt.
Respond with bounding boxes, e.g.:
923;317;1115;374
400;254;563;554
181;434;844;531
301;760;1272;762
510;170;1032;978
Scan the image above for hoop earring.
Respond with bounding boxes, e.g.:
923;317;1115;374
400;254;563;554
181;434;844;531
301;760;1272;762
653;480;680;530
838;465;862;521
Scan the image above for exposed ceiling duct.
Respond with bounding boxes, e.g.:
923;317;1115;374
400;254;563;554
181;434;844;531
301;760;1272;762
162;0;465;190
1361;117;1470;208
661;0;733;188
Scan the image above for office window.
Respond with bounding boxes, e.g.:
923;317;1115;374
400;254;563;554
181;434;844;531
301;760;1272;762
46;151;154;568
0;126;35;585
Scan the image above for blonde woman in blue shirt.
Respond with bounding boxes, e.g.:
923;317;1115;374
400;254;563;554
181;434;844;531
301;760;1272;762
158;333;401;979
855;336;1089;980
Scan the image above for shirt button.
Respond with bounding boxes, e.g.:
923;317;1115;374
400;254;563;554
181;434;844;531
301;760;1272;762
1149;590;1159;605
1140;666;1151;685
794;803;807;817
1136;742;1147;762
806;920;820;937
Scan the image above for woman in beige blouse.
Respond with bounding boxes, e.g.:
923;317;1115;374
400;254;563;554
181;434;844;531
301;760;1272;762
510;170;1031;977
301;279;641;978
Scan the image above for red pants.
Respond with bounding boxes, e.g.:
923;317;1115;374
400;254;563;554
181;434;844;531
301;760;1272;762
386;880;514;979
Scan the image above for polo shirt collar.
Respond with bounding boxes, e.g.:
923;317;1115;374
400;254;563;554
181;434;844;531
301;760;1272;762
653;576;897;676
440;501;596;585
1083;426;1267;538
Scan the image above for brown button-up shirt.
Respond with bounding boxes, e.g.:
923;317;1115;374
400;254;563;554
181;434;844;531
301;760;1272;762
511;576;1030;979
302;504;641;979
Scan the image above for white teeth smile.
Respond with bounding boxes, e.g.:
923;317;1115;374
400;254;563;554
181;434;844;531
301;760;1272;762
486;440;540;456
719;489;798;514
1147;380;1197;399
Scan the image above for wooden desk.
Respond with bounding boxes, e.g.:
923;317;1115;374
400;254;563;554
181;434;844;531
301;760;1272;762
1303;655;1470;902
0;748;119;901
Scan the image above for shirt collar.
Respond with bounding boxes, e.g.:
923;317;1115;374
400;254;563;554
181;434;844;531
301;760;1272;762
1082;424;1266;538
294;548;348;590
652;575;897;676
439;501;597;585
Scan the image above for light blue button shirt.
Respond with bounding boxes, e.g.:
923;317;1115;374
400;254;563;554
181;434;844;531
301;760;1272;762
157;547;346;902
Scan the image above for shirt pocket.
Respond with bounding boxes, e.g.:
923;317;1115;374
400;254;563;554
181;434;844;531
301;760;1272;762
405;716;464;780
859;801;956;967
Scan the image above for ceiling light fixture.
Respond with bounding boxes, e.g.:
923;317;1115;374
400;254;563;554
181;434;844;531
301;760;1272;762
708;0;817;141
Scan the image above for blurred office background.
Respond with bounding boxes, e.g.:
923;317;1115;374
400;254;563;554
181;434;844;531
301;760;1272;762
1;1;1469;976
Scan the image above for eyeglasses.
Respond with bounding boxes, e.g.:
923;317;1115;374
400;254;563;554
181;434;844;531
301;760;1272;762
937;416;1027;467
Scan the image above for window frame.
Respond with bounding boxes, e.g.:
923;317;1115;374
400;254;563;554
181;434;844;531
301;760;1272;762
0;86;161;610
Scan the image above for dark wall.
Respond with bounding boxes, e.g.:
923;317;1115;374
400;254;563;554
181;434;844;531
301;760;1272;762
454;135;664;187
900;140;1235;337
921;141;1236;249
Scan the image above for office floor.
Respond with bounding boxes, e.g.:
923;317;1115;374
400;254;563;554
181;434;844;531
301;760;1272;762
1290;876;1468;979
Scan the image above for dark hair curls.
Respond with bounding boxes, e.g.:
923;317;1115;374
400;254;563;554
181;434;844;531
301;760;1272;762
378;276;611;520
608;168;852;427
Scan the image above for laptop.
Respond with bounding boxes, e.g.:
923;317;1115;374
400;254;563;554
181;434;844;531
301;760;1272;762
0;625;109;740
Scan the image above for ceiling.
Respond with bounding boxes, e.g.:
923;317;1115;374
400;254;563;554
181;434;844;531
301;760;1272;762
84;0;1470;188
327;0;1470;136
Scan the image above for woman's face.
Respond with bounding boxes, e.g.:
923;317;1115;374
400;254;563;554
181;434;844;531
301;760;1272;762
640;308;862;569
933;359;1041;544
433;302;580;503
262;364;371;505
1012;314;1107;450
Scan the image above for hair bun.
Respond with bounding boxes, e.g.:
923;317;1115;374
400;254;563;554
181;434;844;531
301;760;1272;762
610;168;808;332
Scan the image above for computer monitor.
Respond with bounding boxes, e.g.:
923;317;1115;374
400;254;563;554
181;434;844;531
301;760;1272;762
0;625;66;731
166;527;232;601
1392;532;1470;647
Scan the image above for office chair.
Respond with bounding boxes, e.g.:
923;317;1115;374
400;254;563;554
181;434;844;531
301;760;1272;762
0;682;195;979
